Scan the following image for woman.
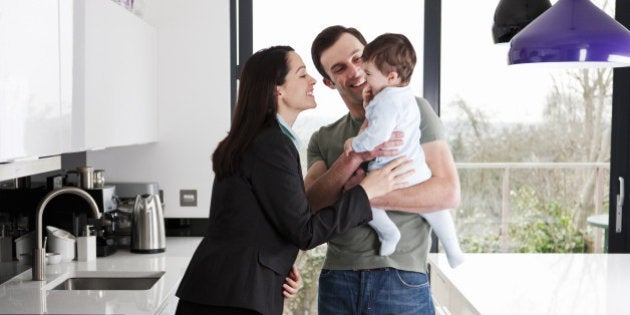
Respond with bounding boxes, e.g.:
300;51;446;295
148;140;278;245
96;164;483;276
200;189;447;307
175;46;412;315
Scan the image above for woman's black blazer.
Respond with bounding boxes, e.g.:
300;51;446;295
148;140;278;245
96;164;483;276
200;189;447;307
176;123;373;315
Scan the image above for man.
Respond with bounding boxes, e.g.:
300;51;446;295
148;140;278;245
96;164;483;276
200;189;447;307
306;25;461;314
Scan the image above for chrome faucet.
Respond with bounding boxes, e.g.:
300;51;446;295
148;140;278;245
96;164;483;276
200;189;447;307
32;187;101;281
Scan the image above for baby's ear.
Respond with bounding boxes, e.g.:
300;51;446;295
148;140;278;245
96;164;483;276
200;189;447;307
387;71;400;83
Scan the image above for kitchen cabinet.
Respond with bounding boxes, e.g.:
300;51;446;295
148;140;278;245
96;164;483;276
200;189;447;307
0;0;157;164
430;259;479;315
86;0;231;219
0;0;62;162
429;253;630;315
0;156;61;182
62;0;158;152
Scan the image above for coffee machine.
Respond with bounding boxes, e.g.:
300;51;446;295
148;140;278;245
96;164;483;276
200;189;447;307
88;185;119;257
43;168;118;257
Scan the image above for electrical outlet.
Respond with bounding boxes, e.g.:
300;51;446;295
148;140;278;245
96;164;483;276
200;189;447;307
179;189;197;207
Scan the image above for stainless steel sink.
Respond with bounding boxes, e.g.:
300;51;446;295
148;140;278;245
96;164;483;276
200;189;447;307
51;271;165;291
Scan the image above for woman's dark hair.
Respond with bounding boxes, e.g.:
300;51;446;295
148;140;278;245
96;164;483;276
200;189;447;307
213;46;294;180
311;25;367;81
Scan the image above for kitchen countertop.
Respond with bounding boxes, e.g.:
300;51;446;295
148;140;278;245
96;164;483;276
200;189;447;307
429;253;630;315
0;237;202;314
0;261;31;285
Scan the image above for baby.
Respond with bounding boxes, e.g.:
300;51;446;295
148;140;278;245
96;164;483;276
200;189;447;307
344;33;464;267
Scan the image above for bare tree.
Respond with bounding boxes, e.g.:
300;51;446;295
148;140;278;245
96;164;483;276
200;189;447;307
445;68;612;253
543;69;612;228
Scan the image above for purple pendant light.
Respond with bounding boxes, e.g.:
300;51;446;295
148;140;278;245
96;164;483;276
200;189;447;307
508;0;630;67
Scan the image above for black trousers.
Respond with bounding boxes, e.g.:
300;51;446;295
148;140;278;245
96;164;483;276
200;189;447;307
175;299;261;315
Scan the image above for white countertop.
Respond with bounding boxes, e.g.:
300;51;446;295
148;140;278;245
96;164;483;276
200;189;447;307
0;237;202;315
429;253;630;315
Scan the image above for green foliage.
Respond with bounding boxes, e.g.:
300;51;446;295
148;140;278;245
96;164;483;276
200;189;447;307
283;246;327;315
457;206;502;253
508;186;585;253
457;184;588;254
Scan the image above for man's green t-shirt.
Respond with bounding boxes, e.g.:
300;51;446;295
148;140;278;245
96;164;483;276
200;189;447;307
306;97;444;273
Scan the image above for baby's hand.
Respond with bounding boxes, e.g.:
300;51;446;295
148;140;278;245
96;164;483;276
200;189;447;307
359;119;368;133
344;137;355;156
362;86;374;108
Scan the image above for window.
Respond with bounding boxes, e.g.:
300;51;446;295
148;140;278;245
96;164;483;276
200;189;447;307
441;0;612;254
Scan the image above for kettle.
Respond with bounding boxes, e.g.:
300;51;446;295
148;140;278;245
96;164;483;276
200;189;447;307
131;194;166;253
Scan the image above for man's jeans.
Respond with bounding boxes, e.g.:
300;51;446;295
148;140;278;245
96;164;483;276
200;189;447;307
318;268;435;315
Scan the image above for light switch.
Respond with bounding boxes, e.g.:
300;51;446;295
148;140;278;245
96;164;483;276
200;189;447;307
179;189;197;207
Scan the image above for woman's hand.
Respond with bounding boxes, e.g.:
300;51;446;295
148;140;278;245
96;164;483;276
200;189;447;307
344;137;355;156
282;265;302;299
359;156;414;200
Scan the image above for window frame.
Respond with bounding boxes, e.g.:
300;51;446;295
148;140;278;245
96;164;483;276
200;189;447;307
608;0;630;253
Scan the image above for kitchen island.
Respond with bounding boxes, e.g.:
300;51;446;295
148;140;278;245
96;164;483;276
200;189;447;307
429;253;630;315
0;237;202;315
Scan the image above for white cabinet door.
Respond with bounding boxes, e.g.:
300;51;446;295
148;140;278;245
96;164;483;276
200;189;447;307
0;0;61;162
65;0;157;152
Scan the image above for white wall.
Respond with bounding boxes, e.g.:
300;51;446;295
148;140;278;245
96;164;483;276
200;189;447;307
87;0;231;218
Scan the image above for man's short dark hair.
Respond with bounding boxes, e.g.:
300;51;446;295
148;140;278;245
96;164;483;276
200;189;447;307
311;25;367;81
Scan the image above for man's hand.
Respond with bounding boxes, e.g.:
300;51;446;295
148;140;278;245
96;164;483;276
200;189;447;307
283;265;302;299
343;167;366;192
343;132;404;190
349;131;404;163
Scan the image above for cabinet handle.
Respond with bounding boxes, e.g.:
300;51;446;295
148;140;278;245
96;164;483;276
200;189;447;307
616;177;624;233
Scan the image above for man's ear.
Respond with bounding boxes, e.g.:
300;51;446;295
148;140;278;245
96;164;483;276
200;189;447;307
323;77;336;90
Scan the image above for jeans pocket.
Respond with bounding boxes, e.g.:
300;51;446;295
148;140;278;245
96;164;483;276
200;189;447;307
394;270;430;288
319;269;333;279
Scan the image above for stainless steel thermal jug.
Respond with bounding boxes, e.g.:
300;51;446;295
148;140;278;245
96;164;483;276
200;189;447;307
131;194;166;253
